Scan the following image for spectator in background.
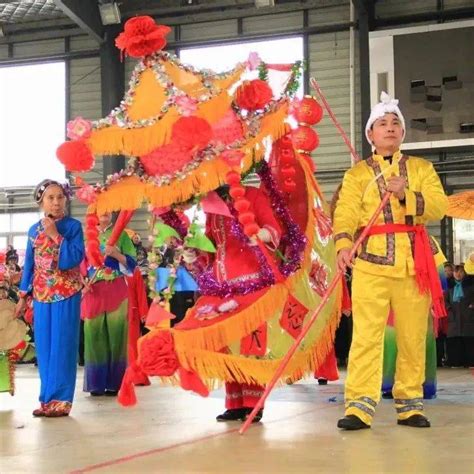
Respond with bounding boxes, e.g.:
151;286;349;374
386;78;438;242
131;233;149;277
444;262;455;289
445;265;474;367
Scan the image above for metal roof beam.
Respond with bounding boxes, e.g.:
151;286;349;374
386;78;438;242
53;0;103;42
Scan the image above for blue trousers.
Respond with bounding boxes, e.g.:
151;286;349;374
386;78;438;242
34;293;81;404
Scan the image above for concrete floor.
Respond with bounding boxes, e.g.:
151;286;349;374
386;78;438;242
1;367;473;474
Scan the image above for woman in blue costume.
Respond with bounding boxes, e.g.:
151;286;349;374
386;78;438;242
16;179;84;417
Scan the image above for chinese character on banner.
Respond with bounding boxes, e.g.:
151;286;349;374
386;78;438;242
240;323;267;356
279;294;308;339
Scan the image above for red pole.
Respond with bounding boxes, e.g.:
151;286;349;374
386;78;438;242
239;192;392;434
309;77;362;164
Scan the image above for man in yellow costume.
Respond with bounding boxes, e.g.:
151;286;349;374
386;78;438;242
334;92;448;430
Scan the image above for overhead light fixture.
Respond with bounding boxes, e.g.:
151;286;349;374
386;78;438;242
255;0;275;7
99;2;121;25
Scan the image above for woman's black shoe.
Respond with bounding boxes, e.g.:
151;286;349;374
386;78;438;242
318;378;328;385
337;415;370;430
397;414;430;428
216;408;245;422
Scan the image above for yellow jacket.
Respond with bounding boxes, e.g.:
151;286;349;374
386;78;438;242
334;150;448;278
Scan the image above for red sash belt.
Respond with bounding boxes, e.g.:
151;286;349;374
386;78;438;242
362;223;446;318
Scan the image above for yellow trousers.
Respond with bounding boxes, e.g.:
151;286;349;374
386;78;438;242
345;268;430;425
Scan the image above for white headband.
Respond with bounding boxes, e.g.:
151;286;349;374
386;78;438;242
365;91;405;145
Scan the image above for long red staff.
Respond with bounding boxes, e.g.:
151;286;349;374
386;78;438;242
309;77;361;165
240;78;386;433
240;191;391;434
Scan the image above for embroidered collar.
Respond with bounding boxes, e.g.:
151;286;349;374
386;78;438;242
372;149;402;164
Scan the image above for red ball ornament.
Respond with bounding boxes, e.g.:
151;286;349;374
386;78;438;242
225;170;241;186
234;198;251;213
238;211;255;226
280;134;293;147
280;165;296;179
86;214;99;228
293;96;323;125
235;79;273;111
229;185;245;200
279;147;295;165
291;126;319;153
85;228;99;241
56;140;95;172
87;239;100;253
244;223;260;237
221;149;244;167
283;178;297;193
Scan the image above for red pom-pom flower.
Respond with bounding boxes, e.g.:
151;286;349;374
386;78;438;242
115;16;171;58
172;116;213;151
56;140;95;172
139;331;179;377
235;79;273;111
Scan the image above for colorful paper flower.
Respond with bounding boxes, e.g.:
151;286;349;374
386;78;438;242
66;117;92;140
235;79;273;111
174;95;198;116
115;16;171;58
247;51;262;71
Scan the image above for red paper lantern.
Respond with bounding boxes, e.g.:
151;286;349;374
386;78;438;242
235;79;273;111
293;96;323;125
56;140;95;172
229;185;245;200
244;223;260;237
291;126;319;153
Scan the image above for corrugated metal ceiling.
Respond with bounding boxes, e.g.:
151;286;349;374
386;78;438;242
0;1;66;24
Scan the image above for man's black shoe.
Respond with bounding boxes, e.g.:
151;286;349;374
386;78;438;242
337;415;370;430
216;408;245;422
242;408;263;423
382;391;393;399
397;414;430;428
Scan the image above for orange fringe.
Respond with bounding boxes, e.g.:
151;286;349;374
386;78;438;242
170;287;341;388
173;284;289;353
